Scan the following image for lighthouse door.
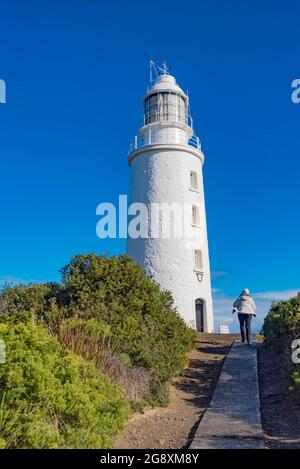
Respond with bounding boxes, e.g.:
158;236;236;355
195;299;204;332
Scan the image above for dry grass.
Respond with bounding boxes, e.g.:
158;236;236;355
58;324;150;404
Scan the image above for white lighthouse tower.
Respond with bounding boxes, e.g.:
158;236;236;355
127;63;213;332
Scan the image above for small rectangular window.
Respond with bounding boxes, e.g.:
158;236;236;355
194;250;203;272
190;170;198;191
192;205;200;226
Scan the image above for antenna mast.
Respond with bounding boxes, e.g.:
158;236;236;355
149;60;170;82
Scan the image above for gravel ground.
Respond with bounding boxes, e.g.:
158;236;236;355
113;333;234;449
257;344;300;449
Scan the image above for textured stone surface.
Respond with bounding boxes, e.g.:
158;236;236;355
191;437;265;449
127;72;214;331
190;342;264;449
127;148;214;331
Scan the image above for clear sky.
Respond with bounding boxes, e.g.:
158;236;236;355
0;0;299;331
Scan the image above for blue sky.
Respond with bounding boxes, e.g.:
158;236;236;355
0;0;299;331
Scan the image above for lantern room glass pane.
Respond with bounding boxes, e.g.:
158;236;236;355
144;92;187;125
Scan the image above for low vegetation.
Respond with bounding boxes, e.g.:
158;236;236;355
262;292;300;397
0;254;195;448
0;323;129;449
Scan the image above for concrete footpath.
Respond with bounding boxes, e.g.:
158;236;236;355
190;341;264;449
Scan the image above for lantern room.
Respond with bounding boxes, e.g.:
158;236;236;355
143;72;190;127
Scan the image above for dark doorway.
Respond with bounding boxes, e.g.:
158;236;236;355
195;299;204;332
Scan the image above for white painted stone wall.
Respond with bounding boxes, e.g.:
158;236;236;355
127;73;214;332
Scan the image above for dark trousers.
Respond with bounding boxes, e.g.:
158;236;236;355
238;313;252;343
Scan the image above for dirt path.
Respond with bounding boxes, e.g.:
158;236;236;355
257;344;300;449
113;333;234;449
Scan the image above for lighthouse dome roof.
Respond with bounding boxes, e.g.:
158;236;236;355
149;74;186;97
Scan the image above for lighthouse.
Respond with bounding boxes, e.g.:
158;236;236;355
127;63;214;332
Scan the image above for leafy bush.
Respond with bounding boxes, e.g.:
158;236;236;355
0;323;129;448
58;318;151;405
262;293;300;352
0;254;195;409
59;254;195;403
262;292;300;397
0;282;65;327
58;318;113;368
0;283;51;324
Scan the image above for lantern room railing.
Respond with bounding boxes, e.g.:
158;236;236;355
128;132;201;155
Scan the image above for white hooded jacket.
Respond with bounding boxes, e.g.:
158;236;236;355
233;294;256;315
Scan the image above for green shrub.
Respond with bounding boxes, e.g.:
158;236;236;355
262;292;300;398
0;283;60;325
58;318;113;366
57;317;152;406
59;254;195;403
0;323;129;448
0;254;195;406
262;293;300;352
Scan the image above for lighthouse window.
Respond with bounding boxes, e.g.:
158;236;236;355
192;205;200;226
194;250;203;272
144;92;187;125
145;94;159;124
190;171;198;191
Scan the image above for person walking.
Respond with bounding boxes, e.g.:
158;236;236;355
232;288;256;345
